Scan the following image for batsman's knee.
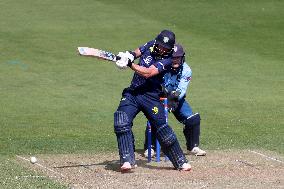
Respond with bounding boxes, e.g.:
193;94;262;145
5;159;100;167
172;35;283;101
156;124;177;147
185;113;200;128
114;111;131;133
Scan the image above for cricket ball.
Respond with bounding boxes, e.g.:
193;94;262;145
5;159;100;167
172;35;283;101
30;156;37;164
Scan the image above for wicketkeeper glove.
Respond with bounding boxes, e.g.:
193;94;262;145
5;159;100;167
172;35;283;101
169;91;181;99
167;90;181;112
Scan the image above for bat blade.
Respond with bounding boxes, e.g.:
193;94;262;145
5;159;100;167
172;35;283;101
77;47;117;62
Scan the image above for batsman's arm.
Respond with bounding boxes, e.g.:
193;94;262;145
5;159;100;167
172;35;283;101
133;48;142;58
130;64;159;78
127;48;159;78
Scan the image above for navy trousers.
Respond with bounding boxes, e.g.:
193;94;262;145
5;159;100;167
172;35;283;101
114;88;188;169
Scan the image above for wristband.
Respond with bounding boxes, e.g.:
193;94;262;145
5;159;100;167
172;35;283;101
128;51;137;60
127;60;133;67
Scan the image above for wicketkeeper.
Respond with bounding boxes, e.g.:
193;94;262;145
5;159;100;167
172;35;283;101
114;30;191;172
144;44;206;157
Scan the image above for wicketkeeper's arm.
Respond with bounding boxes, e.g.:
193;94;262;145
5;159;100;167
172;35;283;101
176;70;192;99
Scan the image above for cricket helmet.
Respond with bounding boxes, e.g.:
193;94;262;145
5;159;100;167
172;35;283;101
155;30;175;49
171;43;185;71
173;43;185;58
152;30;175;59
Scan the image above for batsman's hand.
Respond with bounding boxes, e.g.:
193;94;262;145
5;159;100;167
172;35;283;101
116;52;129;69
116;51;134;69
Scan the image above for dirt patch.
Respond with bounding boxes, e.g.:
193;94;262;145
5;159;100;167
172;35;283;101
16;150;284;189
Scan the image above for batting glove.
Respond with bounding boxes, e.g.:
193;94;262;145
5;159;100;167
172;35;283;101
125;51;135;63
116;52;129;69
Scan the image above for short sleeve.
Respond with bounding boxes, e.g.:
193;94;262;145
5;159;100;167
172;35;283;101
153;58;172;73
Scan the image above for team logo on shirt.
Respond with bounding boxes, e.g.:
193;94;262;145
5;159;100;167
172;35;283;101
143;56;153;65
152;107;159;114
186;76;192;81
163;37;169;43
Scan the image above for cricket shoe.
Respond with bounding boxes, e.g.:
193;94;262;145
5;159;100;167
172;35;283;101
181;163;191;171
189;147;206;156
120;162;137;172
144;148;155;158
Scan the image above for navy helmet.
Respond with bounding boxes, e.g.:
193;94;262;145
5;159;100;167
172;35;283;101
171;43;185;71
152;30;175;59
173;43;185;58
155;30;175;49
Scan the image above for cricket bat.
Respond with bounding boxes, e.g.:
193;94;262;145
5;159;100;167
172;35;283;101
77;47;119;62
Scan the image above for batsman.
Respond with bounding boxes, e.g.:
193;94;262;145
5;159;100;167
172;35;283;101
114;30;191;172
144;44;206;157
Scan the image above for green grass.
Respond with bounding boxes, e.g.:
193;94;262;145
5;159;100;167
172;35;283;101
0;155;66;188
0;0;283;187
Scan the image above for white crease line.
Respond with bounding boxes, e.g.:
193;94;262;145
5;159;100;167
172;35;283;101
16;155;66;178
248;150;283;163
15;175;57;179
